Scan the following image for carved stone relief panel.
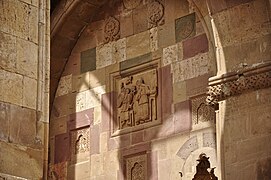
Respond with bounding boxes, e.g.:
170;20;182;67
191;95;215;130
148;0;165;28
110;62;161;135
126;154;147;180
70;127;90;161
104;16;120;43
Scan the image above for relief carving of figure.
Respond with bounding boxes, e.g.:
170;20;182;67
117;76;157;129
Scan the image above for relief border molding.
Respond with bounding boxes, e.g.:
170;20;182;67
206;61;271;105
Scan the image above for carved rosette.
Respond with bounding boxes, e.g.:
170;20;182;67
148;0;165;28
71;127;90;155
123;0;142;10
126;154;147;180
207;63;271;105
104;16;120;43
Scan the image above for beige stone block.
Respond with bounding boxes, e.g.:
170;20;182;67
52;93;76;118
96;42;115;69
56;74;72;97
103;151;119;173
68;161;90;180
93;106;102;125
112;38;126;63
76;91;87;112
0;32;16;72
0;69;23;106
0;0;16;34
177;42;183;61
172;52;209;82
16;38;38;79
72;72;90;93
150;27;158;52
28;5;38;43
163;44;178;66
158;159;171;179
85;85;105;109
100;132;108;153
0;141;43;179
126;31;150;59
90;154;104;176
89;68;106;88
15;1;30;40
158;23;175;48
152;140;168;160
23;76;37;109
173;81;187;103
50;116;68;136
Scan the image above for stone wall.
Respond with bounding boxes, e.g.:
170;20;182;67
0;0;50;179
49;0;271;179
49;0;218;179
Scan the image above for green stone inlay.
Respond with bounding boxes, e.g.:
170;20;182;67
120;53;152;71
175;13;196;43
80;48;96;73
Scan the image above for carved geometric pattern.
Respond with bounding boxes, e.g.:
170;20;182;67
192;95;215;125
126;154;147;180
71;127;90;155
148;0;165;28
207;63;271;105
123;0;142;10
104;16;120;43
116;70;157;130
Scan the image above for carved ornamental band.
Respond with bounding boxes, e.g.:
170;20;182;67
207;62;271;105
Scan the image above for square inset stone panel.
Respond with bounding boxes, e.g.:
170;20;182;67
110;60;161;136
175;13;195;43
70;127;90;162
191;95;215;130
126;154;147;180
80;48;96;73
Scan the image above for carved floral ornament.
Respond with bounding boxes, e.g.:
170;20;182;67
148;0;165;27
104;16;120;43
206;63;271;105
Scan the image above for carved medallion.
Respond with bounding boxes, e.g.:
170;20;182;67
148;0;165;28
126;154;147;180
71;127;90;155
104;16;120;43
123;0;142;10
116;70;157;130
175;13;195;42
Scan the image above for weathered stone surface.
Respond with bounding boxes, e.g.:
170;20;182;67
56;74;72;97
23;77;37;109
72;72;90;93
119;11;134;38
0;32;16;72
203;132;216;149
101;92;114;132
0;141;43;179
54;133;70;163
90;124;100;155
175;13;196;43
0;102;10;142
81;48;96;73
131;131;144;145
126;31;150;59
183;33;208;59
173;81;187;103
89;68;106;88
186;73;210;97
9;105;38;147
85;85;105;109
50;116;68;137
174;100;192;133
150;27;158;52
133;4;148;34
112;38;126;63
158;22;175;48
68;108;93;130
177;136;198;160
68;161;90;179
120;53;152;71
172;52;209;82
16;38;38;79
52;93;76;118
162;44;177;66
96;42;115;69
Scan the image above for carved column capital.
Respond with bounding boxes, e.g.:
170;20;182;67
206;62;271;105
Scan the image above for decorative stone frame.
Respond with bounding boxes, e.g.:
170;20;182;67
109;60;162;136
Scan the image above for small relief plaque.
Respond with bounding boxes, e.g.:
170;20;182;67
191;95;215;127
71;127;90;156
148;0;165;28
111;62;161;135
175;13;195;42
104;16;120;43
126;154;147;180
